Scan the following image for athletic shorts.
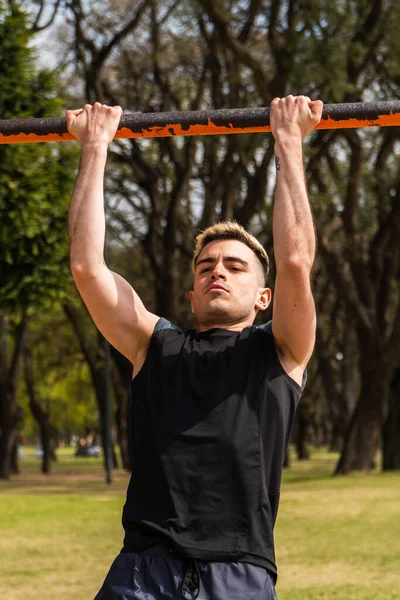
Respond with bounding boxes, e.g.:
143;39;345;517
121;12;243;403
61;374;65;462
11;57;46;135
94;546;278;600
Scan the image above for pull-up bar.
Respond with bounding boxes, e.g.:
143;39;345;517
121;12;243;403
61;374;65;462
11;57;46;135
0;101;399;144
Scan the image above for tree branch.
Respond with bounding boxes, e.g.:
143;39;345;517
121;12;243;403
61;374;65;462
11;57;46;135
30;0;63;33
197;0;268;100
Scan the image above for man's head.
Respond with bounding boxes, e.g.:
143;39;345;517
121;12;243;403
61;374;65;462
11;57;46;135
189;221;271;329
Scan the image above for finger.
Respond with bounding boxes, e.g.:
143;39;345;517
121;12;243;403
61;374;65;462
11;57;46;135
92;102;105;112
310;99;323;118
311;99;323;110
299;96;311;104
271;97;281;105
113;105;123;116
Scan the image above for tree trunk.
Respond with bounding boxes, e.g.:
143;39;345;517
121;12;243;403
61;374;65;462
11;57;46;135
64;303;119;475
382;368;400;471
315;327;345;452
283;449;290;468
0;312;27;479
295;406;310;460
91;366;117;473
23;338;54;474
110;346;133;471
335;369;388;474
10;435;20;475
330;320;359;452
113;378;132;471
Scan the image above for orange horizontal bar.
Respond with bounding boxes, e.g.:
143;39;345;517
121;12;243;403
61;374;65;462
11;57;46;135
0;102;399;144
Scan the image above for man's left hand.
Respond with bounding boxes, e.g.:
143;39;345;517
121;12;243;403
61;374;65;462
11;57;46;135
270;95;323;141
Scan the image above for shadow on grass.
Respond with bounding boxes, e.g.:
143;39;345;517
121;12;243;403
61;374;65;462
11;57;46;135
0;458;130;495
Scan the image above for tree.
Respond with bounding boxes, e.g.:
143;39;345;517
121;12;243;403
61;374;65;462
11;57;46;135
43;0;400;474
63;301;121;471
17;304;100;446
382;367;400;470
0;3;78;478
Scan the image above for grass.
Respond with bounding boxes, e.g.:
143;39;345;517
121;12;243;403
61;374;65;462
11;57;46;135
278;452;400;599
0;448;400;600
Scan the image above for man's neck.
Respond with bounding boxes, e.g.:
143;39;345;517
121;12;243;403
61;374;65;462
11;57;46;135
196;318;255;333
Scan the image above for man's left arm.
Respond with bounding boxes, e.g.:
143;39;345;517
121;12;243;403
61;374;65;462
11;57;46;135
270;95;323;385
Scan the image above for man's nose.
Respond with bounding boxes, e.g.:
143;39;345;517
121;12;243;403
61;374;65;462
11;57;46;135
211;263;227;279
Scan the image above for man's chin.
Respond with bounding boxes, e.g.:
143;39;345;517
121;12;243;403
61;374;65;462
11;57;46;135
200;303;242;322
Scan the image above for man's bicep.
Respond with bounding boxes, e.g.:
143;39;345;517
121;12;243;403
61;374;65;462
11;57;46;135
272;266;316;366
72;264;159;364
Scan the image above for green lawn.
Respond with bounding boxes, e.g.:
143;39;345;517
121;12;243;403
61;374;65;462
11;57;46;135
0;449;399;600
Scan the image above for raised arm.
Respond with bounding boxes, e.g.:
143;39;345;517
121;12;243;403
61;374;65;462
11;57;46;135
67;103;158;370
270;95;322;386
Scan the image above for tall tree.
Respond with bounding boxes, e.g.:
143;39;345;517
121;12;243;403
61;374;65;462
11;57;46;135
51;0;400;473
0;3;77;478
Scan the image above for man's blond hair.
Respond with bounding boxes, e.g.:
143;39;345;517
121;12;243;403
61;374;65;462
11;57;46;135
192;221;269;284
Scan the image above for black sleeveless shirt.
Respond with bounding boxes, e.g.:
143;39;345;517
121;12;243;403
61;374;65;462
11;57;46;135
121;318;304;580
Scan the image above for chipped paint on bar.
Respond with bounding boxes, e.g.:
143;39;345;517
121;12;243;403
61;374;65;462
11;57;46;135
1;103;400;144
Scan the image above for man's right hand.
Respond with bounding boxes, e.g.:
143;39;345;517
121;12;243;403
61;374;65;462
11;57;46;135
67;101;158;375
66;102;123;148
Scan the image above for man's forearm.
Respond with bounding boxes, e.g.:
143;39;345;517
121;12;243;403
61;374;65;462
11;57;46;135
272;135;316;272
69;145;108;271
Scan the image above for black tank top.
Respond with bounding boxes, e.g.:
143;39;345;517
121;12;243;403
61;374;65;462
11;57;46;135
122;318;304;580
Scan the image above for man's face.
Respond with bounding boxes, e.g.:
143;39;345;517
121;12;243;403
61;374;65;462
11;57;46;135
189;239;271;327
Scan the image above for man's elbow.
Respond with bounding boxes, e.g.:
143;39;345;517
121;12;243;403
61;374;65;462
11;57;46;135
70;260;106;278
276;254;314;275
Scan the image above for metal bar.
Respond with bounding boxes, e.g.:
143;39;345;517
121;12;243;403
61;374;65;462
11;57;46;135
0;101;399;144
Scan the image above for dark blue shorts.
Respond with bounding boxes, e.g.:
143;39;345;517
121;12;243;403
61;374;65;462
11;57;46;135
94;546;278;600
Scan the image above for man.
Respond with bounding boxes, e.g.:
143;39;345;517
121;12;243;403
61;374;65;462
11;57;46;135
67;95;322;600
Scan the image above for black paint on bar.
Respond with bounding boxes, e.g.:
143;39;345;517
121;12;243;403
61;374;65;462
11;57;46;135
0;101;400;137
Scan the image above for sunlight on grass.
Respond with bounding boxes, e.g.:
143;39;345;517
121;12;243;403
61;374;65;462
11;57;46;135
0;449;399;599
276;449;400;599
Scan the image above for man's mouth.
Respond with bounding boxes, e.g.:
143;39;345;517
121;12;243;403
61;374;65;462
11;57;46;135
207;283;228;293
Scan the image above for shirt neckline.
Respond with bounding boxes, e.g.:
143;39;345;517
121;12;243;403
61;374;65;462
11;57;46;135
188;327;245;339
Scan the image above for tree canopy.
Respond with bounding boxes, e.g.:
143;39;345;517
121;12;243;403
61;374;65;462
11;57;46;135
1;0;399;476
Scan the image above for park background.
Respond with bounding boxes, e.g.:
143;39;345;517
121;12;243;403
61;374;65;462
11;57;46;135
0;0;399;598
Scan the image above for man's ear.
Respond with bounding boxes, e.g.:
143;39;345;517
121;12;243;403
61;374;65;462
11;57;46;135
255;287;271;311
189;290;195;314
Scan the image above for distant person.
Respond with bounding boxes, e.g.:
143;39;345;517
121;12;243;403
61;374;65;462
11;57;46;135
67;94;322;599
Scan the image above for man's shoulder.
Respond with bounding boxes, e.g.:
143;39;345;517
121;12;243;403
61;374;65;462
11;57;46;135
153;317;182;335
255;320;273;336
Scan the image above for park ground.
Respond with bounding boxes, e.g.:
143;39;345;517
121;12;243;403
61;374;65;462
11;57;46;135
0;449;400;600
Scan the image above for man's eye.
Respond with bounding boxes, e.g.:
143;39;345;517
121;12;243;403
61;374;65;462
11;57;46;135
201;267;210;273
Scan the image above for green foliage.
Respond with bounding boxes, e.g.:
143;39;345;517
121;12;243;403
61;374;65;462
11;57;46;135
0;3;79;313
18;364;98;441
16;305;99;440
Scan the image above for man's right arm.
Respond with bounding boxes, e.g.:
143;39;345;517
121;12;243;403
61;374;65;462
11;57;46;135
67;103;159;367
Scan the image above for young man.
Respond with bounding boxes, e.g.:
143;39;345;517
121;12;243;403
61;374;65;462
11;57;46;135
67;95;322;600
